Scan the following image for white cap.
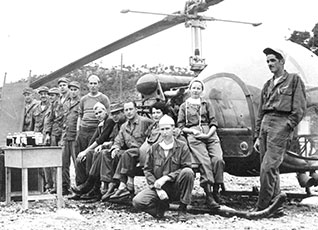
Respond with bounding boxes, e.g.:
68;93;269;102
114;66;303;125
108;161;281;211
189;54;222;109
88;74;100;83
93;102;106;111
263;47;287;60
159;115;175;126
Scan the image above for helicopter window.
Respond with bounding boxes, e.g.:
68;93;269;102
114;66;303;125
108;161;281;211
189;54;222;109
203;76;252;129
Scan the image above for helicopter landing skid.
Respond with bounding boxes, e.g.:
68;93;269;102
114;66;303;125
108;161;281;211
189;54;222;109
170;192;286;219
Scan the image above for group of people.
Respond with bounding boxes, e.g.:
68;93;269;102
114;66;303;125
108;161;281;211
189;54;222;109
21;47;306;220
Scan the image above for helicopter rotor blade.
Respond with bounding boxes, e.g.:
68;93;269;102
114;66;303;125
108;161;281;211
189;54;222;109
29;0;224;88
204;16;262;27
29;15;186;88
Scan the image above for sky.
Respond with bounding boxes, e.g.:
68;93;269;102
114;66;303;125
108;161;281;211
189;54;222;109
1;0;318;85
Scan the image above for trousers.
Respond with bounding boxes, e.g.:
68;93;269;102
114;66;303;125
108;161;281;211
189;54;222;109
100;149;120;183
132;168;194;214
62;139;77;189
256;113;292;210
187;126;224;186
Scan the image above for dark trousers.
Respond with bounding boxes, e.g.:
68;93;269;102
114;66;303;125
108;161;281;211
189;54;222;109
62;139;77;189
44;135;61;189
75;150;101;185
100;149;120;183
133;168;194;214
76;126;96;153
256;113;292;210
113;148;140;182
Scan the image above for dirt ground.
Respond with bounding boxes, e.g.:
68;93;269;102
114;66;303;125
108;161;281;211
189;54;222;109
2;173;318;230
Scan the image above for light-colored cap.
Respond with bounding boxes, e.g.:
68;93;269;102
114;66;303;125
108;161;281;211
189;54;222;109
48;87;60;95
37;86;49;93
68;81;80;89
23;87;34;95
58;77;70;84
93;102;106;111
263;47;286;60
159;115;175;126
88;74;100;83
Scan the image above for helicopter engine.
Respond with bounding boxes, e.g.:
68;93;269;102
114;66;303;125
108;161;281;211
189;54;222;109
136;73;194;100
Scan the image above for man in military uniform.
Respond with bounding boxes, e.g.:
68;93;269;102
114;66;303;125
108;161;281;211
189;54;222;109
42;87;65;193
254;47;306;212
33;86;50;133
109;101;153;199
133;115;194;220
62;81;81;195
22;87;38;131
58;77;71;106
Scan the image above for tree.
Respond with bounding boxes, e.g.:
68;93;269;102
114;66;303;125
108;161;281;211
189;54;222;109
288;23;318;56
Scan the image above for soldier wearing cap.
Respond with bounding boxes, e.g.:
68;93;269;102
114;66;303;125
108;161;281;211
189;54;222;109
33;86;51;132
253;47;306;212
132;115;194;220
41;87;65;193
22;87;39;131
61;81;81;195
58;77;71;105
76;74;110;153
100;103;126;199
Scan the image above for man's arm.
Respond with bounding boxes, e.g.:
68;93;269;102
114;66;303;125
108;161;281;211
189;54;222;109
288;75;307;128
143;147;157;188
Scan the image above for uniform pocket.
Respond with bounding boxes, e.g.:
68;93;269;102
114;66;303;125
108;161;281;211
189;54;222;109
277;87;292;112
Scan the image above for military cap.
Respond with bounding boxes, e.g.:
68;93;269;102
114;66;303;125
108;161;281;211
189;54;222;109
110;103;124;114
48;87;60;95
37;86;49;93
22;87;34;95
58;77;70;84
68;81;80;89
263;47;286;60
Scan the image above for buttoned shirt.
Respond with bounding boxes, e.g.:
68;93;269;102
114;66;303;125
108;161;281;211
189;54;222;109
255;71;306;137
113;115;153;150
144;138;192;188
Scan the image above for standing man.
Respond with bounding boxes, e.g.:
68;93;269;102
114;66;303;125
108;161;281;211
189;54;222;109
44;87;64;146
76;74;110;153
58;77;71;106
33;86;51;133
22;87;38;131
254;48;306;211
62;81;81;195
42;87;64;193
133;115;194;220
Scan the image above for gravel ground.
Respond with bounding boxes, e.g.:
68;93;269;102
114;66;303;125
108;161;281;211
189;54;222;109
2;173;318;230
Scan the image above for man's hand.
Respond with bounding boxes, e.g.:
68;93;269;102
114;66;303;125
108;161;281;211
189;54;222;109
156;189;169;200
95;145;102;152
78;150;87;159
154;175;170;189
254;138;260;152
111;148;119;159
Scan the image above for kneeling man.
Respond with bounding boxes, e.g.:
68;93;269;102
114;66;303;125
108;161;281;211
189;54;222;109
132;115;194;219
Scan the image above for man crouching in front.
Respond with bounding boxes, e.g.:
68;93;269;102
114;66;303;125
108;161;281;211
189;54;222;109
132;115;194;221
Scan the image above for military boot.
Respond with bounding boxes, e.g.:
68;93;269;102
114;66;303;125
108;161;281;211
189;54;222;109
204;184;220;210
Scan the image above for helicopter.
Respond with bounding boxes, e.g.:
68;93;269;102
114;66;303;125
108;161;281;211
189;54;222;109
1;0;318;194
